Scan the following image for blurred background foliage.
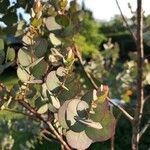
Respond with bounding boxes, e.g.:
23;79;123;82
0;0;149;149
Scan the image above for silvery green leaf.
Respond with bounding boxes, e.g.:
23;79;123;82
37;103;49;114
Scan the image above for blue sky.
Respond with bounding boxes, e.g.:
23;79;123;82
77;0;150;21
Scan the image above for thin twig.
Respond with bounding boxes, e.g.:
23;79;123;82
139;121;150;139
18;100;71;150
115;0;137;43
144;95;150;103
47;121;71;150
41;134;53;142
107;97;133;122
74;46;98;90
3;108;39;122
40;128;57;139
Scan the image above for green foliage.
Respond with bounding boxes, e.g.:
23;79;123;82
0;0;149;149
0;1;117;149
58;87;116;149
74;10;106;56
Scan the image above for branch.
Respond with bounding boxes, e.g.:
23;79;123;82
73;46;134;122
74;46;98;90
40;128;57;139
132;0;144;149
107;97;134;122
3;108;39;122
139;121;150;139
115;0;137;43
18;100;71;150
47;121;71;150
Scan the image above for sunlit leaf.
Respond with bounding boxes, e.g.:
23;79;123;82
18;49;32;66
58;100;71;129
56;67;67;77
31;18;43;27
17;67;33;82
37;103;49;114
76;100;90;118
50;95;60;109
45;16;61;31
66;99;85;132
6;47;16;61
76;117;102;130
66;130;93;150
46;71;61;91
49;33;61;46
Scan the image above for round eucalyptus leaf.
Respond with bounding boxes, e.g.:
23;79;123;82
18;49;32;66
17;67;32;82
35;97;46;109
0;39;4;51
26;86;37;99
56;67;67;77
66;99;85;132
37;103;49;114
22;34;32;45
41;83;49;98
6;47;16;61
49;33;61;46
66;130;93;150
34;37;48;57
46;71;61;91
47;5;56;16
58;100;71;129
31;18;43;27
76;117;102;130
58;74;80;103
62;25;74;37
55;15;70;27
76;100;90;118
50;95;60;109
0;65;4;74
48;103;57;113
31;60;48;79
85;111;116;142
45;17;61;31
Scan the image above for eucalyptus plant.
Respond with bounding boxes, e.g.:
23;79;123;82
0;0;116;149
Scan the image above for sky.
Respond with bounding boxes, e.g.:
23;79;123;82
19;0;150;23
77;0;150;21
